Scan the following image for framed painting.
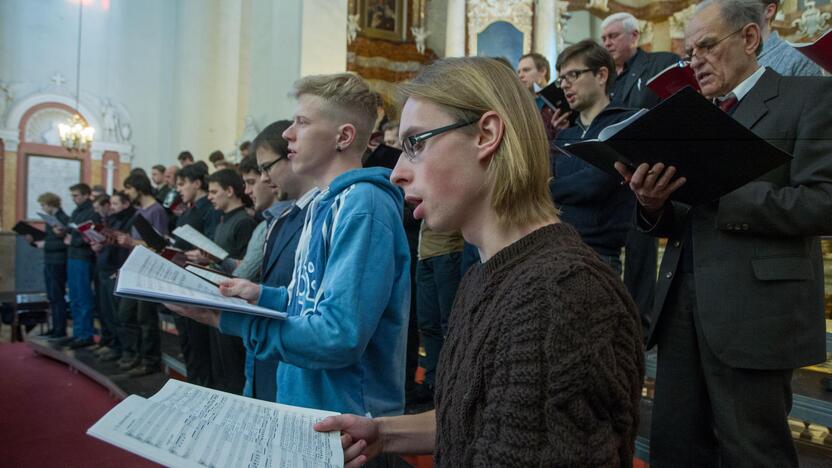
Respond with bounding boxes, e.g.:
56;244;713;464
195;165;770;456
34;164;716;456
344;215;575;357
360;0;407;41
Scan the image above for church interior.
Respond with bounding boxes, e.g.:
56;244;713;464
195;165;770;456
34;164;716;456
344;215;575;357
0;0;831;467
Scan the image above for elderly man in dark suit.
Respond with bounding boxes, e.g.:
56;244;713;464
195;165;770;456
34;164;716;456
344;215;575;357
616;0;832;466
602;11;682;325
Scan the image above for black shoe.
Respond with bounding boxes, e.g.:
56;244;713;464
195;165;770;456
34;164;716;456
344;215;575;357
118;356;140;370
126;365;160;378
100;350;123;362
49;336;73;345
67;337;95;349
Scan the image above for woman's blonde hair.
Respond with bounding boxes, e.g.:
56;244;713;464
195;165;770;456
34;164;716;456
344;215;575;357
399;56;556;227
291;73;380;151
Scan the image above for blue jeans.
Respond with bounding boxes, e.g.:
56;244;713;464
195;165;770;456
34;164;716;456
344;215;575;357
44;263;68;337
67;258;95;340
416;252;462;386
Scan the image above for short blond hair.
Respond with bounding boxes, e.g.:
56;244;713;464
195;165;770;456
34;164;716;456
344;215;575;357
399;57;556;227
37;192;61;208
291;73;380;152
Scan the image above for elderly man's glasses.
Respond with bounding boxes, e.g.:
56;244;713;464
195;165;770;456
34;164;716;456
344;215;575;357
684;26;744;61
555;68;595;88
401;119;479;162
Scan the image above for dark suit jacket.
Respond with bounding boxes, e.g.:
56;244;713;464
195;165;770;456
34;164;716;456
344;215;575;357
262;205;308;286
610;48;681;110
640;69;832;370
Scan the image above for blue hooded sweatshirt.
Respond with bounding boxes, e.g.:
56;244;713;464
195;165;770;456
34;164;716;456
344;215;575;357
220;167;411;416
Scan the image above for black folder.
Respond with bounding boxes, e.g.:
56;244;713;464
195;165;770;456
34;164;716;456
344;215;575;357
537;82;571;114
557;86;792;206
131;214;167;252
13;221;46;241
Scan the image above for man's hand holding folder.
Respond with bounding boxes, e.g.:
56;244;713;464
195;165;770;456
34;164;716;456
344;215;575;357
615;162;687;221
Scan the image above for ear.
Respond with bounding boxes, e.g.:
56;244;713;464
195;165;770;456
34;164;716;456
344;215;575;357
597;66;610;87
335;123;358;152
741;22;761;57
475;111;505;165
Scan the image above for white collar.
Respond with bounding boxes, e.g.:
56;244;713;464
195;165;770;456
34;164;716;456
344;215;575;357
720;66;765;102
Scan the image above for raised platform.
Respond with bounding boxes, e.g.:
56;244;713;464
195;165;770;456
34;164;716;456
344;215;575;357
25;328;185;399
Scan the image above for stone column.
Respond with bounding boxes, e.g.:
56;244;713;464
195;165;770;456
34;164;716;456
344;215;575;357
445;0;466;56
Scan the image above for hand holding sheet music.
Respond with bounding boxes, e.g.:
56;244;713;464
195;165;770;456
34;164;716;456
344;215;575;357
87;379;343;468
115;246;286;319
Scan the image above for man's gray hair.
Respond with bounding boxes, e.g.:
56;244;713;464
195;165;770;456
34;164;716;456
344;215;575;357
601;12;640;33
694;0;765;54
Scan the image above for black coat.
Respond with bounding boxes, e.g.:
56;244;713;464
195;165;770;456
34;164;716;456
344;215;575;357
640;69;832;369
610;48;681;110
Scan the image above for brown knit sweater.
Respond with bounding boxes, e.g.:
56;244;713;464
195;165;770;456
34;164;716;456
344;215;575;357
434;223;644;467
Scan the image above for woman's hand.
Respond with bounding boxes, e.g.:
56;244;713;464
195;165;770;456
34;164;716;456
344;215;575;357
314;415;383;468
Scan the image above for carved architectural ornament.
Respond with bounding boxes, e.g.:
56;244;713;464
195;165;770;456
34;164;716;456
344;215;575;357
467;0;534;56
669;4;695;39
792;1;831;39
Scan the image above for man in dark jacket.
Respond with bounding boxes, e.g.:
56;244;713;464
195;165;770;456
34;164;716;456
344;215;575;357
59;183;100;348
33;192;71;339
551;40;637;273
91;192;135;362
601;11;681;322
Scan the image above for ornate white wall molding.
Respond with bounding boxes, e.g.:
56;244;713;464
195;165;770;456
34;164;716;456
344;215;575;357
669;4;695;40
0;76;134;160
792;1;830;39
467;0;534;56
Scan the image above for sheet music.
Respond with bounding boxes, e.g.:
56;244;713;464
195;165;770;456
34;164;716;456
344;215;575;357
36;212;67;229
172;225;230;261
115;246;286;319
87;379;343;468
185;265;231;286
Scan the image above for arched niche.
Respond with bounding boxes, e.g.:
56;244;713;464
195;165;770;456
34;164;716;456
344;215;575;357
477;20;525;65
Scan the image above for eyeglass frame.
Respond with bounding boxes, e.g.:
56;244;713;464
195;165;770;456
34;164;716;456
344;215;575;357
683;26;746;62
554;68;596;88
400;118;480;162
257;155;287;173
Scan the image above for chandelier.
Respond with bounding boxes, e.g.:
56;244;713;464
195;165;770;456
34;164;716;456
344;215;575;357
59;114;95;151
60;0;94;152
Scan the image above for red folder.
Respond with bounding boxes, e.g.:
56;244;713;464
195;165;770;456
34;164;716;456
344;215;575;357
789;29;832;73
646;61;701;100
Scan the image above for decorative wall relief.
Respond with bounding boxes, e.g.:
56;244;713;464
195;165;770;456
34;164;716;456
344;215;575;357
467;0;534;57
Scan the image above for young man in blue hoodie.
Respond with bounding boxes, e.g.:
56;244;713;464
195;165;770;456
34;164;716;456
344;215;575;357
171;73;411;418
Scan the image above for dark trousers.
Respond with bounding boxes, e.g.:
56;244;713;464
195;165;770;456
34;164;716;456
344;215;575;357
117;298;161;367
405;245;420;392
209;328;246;394
416;252;462;386
173;314;213;387
650;273;797;468
623;230;657;322
44;263;68;337
96;269;120;348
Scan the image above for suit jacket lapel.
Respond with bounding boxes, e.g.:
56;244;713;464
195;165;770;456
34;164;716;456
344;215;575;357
263;208;305;279
732;69;779;130
619;50;649;102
